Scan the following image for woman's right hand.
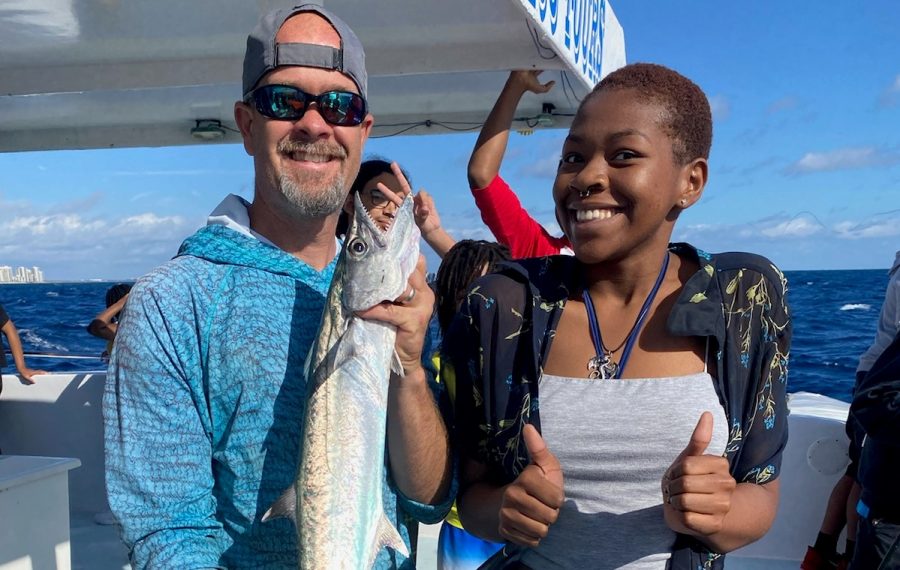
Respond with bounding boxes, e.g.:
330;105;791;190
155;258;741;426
498;424;565;547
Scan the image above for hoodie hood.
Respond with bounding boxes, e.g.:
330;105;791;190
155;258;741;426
178;223;338;288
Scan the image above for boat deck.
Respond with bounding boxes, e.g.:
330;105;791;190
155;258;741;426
64;516;440;570
62;515;803;569
1;374;846;569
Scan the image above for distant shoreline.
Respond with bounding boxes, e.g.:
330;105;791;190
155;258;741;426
0;280;136;285
1;269;888;284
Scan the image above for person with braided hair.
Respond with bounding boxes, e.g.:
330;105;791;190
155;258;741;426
433;239;511;570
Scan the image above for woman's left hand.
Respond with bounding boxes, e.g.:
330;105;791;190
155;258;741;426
661;412;737;537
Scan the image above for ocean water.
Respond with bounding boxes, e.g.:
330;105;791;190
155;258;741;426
0;269;891;401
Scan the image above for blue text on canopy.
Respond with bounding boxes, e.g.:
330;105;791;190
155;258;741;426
525;0;607;86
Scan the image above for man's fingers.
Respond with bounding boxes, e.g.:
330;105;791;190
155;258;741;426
669;456;731;480
523;424;554;469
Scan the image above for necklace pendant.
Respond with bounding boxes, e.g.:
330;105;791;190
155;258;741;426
599;356;619;380
587;355;603;379
588;353;619;380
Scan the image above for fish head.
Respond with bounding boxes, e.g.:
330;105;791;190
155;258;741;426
341;191;421;312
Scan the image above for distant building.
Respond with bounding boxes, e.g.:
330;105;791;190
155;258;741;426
0;265;45;283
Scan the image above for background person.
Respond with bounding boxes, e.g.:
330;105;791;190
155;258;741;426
0;302;46;384
86;283;132;361
803;249;900;569
431;239;510;570
467;70;572;258
338;158;457;259
847;330;900;569
103;6;452;569
445;63;790;569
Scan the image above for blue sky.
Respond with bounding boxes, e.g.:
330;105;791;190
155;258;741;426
1;1;898;280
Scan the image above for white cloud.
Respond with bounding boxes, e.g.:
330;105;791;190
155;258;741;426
677;211;900;245
4;214;105;235
0;206;193;280
833;213;900;239
760;217;823;238
785;147;900;174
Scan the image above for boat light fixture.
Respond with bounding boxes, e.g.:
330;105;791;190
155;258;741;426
191;119;226;141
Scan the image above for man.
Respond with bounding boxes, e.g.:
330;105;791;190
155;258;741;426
1;302;46;384
103;6;452;568
848;331;900;569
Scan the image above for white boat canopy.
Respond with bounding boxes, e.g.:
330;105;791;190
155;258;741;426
0;0;624;152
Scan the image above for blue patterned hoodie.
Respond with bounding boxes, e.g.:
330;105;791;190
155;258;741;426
104;215;449;569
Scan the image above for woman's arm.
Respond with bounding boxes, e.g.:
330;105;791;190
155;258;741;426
458;426;564;547
413;189;455;259
662;412;780;553
665;264;791;552
1;319;47;382
468;70;554;190
87;294;129;341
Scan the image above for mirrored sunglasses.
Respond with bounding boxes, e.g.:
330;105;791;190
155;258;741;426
248;84;367;127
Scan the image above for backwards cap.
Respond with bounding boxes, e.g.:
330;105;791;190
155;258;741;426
242;4;367;100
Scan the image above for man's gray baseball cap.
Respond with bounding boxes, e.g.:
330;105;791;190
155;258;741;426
242;4;367;100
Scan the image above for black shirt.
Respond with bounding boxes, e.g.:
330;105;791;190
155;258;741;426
851;331;900;519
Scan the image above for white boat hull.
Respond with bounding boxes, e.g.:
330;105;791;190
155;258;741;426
1;375;850;569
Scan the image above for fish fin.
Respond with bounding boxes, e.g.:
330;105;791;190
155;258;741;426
370;513;408;565
390;349;403;376
261;486;297;523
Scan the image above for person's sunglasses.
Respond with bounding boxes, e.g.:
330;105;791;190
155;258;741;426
247;84;367;127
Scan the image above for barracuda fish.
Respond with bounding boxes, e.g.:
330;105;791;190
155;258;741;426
264;191;421;569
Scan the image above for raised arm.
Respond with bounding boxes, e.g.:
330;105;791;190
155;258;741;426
664;268;791;553
414;189;456;259
86;294;130;341
1;318;47;382
468;70;555;190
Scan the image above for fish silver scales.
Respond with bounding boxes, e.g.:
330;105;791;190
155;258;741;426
265;191;420;569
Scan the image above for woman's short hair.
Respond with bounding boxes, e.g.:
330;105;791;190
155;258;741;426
584;62;712;164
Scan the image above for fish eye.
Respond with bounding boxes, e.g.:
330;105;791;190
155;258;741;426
348;238;367;255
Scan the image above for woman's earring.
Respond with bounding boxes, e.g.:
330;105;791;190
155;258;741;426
680;199;687;206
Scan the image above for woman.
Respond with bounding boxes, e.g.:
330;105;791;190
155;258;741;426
433;239;511;569
443;63;791;569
